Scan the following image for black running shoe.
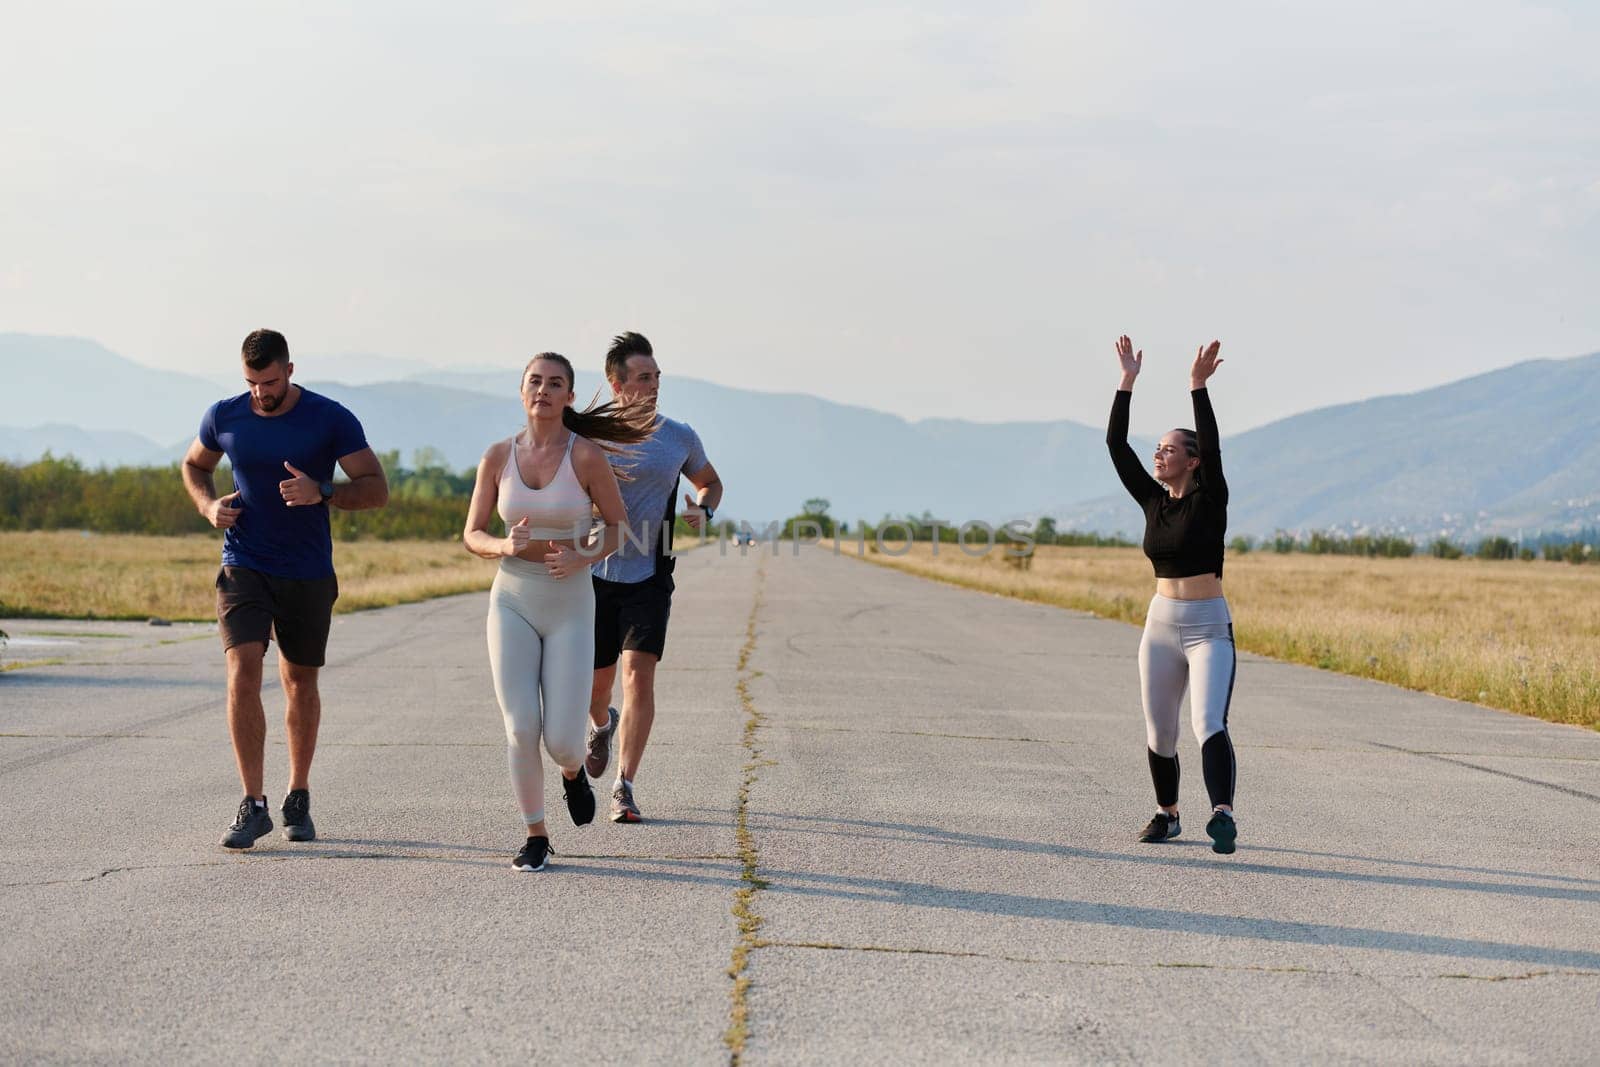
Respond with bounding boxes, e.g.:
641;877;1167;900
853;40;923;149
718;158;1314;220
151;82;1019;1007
562;768;596;826
1206;809;1238;854
513;835;553;872
585;706;619;779
1138;812;1181;843
281;788;316;842
220;797;273;849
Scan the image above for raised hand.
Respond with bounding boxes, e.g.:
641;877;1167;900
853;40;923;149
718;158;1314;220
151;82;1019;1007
543;540;584;579
503;516;531;557
682;492;707;531
206;490;243;529
1116;335;1143;385
1190;340;1224;388
279;461;319;506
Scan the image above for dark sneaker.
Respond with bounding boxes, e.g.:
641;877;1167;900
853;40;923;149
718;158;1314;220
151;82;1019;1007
1138;812;1181;843
585;707;619;779
562;769;596;826
513;835;553;872
220;797;273;849
1206;809;1238;854
281;788;316;842
610;779;642;823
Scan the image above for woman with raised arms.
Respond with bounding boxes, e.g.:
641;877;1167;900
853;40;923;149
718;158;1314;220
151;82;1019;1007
1106;336;1240;854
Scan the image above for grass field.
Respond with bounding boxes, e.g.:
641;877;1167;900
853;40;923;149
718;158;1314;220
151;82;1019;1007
0;531;499;622
0;530;709;624
831;540;1600;732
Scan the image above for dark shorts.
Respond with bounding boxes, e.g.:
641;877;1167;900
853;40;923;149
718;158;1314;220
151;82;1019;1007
593;573;673;667
215;566;339;667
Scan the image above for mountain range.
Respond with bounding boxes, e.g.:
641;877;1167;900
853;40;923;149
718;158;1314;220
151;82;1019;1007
3;333;1596;538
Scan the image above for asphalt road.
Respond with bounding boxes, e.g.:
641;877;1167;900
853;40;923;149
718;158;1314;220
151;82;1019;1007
3;543;1597;1064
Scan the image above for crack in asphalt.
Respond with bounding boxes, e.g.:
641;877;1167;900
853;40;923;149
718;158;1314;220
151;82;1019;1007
757;939;1600;983
723;562;769;1066
2;851;742;888
1369;741;1600;803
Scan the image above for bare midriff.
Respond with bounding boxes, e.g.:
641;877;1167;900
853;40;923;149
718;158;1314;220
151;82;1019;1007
1154;573;1224;600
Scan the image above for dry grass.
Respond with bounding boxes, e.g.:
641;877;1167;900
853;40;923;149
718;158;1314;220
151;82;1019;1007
832;540;1600;731
0;530;707;622
0;531;498;621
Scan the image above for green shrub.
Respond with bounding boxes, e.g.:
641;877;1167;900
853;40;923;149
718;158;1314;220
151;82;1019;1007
1475;536;1516;561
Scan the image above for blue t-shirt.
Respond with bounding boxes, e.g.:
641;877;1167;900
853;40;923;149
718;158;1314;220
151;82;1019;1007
199;388;369;580
594;415;708;585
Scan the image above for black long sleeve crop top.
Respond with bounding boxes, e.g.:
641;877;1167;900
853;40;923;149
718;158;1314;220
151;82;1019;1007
1106;387;1229;579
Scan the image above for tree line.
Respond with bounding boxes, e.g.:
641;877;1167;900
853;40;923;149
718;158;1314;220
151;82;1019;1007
1227;530;1596;563
775;499;1599;563
0;453;716;542
0;453;470;540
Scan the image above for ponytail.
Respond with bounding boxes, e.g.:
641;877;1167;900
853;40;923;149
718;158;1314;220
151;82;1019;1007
560;397;656;447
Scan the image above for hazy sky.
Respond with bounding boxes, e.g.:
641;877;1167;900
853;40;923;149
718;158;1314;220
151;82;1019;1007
3;2;1597;433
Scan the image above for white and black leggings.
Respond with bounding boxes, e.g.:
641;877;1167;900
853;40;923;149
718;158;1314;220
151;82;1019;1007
1139;594;1237;810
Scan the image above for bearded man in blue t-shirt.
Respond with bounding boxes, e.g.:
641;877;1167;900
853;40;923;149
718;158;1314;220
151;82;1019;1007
182;329;389;849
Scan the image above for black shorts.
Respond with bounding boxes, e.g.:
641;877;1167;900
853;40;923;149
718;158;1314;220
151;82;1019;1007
215;566;339;667
593;573;673;667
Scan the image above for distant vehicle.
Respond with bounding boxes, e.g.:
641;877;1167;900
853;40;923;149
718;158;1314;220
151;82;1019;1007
732;529;756;546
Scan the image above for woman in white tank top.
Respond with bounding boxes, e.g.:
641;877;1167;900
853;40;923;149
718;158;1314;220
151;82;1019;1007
463;353;653;872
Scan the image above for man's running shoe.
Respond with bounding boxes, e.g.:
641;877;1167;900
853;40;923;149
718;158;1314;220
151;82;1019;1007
585;707;619;779
220;797;273;849
513;836;553;872
281;788;316;842
562;768;596;826
1138;812;1181;843
611;779;642;823
1206;809;1237;854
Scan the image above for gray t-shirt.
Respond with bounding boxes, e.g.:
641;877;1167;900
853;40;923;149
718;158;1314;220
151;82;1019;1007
594;415;708;584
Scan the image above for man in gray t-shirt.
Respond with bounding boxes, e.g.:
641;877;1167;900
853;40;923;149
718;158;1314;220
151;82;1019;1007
584;332;723;824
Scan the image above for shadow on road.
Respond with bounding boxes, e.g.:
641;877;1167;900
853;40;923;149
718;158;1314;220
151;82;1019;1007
734;811;1600;902
602;808;1600;971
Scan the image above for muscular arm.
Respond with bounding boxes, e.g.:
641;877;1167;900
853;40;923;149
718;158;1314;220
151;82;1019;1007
182;438;223;510
686;460;723;513
1106;391;1162;505
182;438;241;528
332;447;389;510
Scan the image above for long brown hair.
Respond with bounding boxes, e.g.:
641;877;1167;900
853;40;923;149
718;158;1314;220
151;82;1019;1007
521;352;656;449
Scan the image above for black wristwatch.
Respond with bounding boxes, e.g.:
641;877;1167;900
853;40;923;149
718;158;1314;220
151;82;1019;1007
698;501;714;522
318;480;335;503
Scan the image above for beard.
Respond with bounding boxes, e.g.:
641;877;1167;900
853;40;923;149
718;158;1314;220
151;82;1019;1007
258;393;281;412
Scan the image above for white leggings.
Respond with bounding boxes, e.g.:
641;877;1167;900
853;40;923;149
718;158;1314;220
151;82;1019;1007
1138;594;1237;809
487;556;594;825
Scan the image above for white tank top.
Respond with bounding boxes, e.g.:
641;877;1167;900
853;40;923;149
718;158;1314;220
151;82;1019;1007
496;431;593;540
